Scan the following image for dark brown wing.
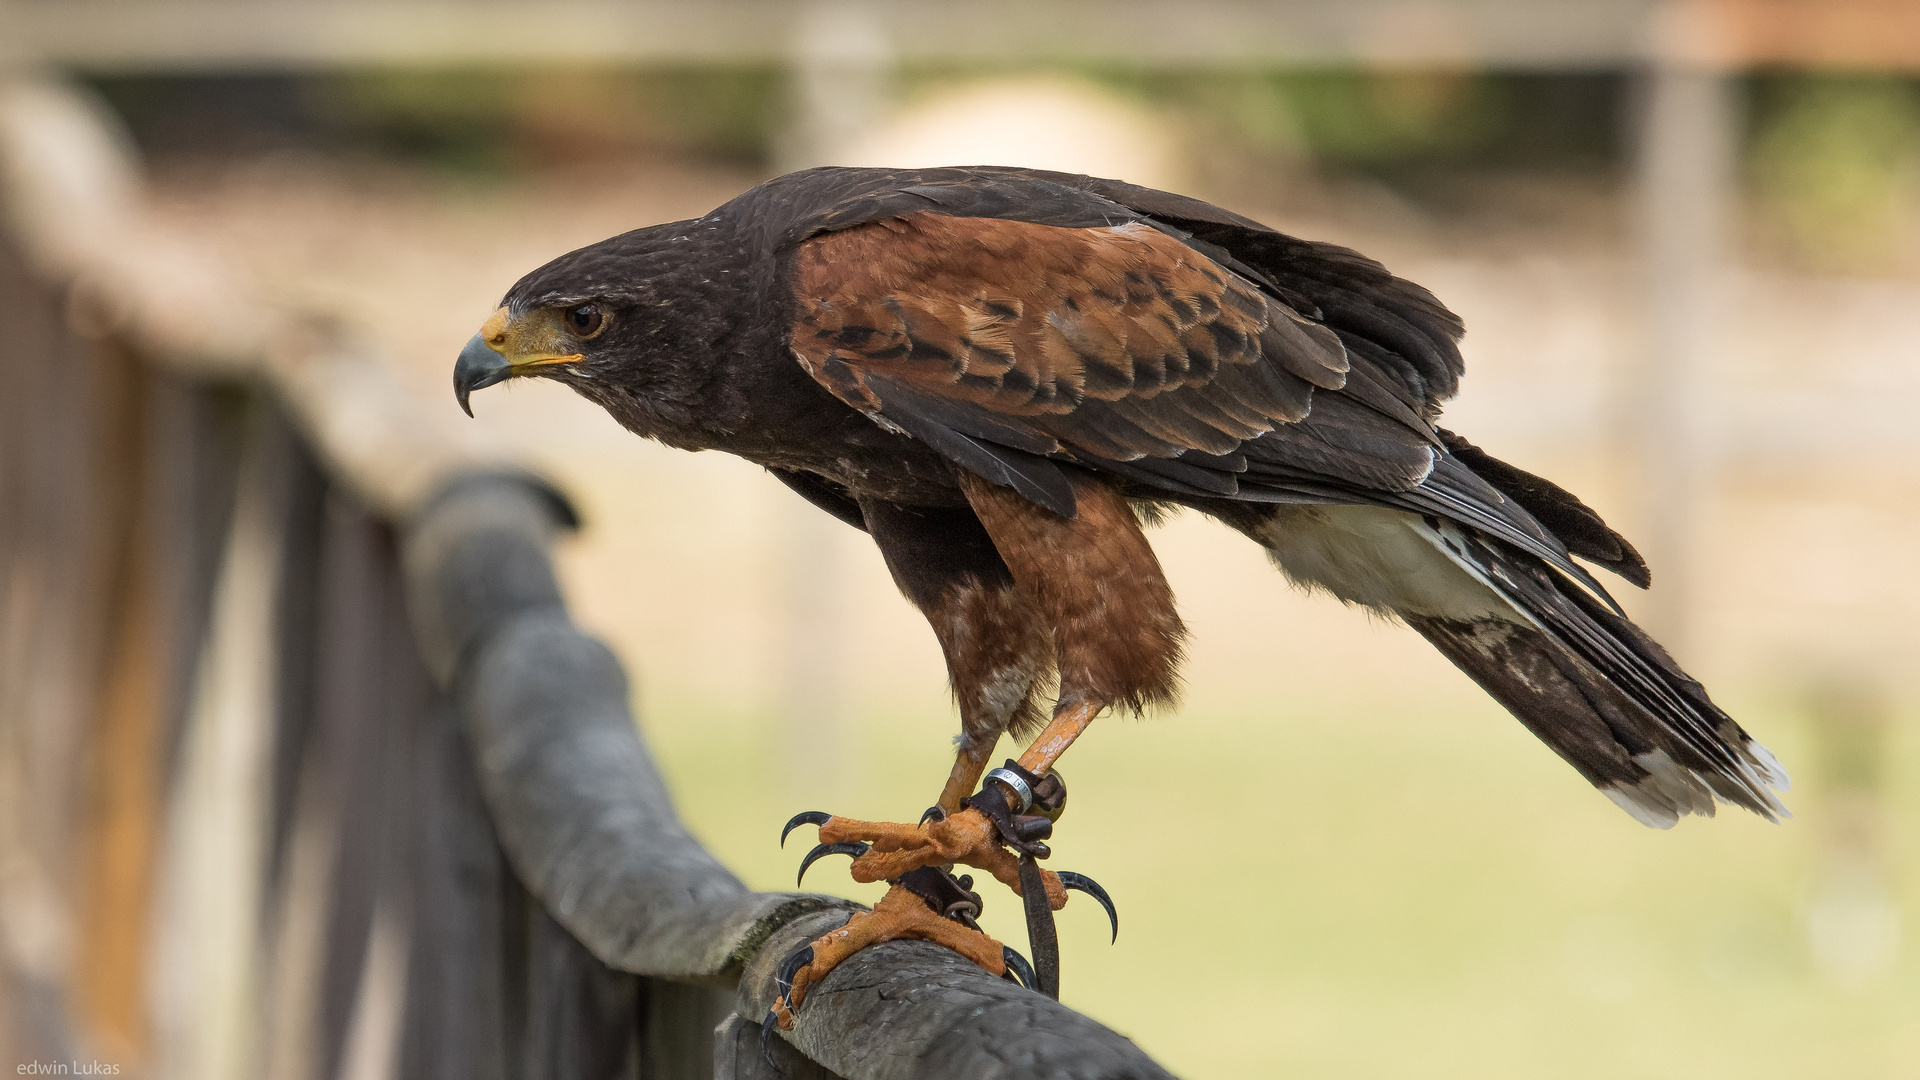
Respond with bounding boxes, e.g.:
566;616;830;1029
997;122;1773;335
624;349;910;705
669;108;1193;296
787;210;1431;514
1060;172;1468;416
763;167;1625;597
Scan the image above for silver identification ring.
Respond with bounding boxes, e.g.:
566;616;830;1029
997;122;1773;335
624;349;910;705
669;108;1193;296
983;767;1035;813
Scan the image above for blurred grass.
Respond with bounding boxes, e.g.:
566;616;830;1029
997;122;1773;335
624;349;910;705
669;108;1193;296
552;453;1920;1079
643;674;1916;1078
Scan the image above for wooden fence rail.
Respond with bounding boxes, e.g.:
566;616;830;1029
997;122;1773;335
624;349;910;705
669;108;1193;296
0;74;1174;1079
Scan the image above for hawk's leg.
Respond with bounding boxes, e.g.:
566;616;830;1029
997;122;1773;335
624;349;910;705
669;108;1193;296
777;475;1176;1019
775;499;1059;1020
936;738;997;817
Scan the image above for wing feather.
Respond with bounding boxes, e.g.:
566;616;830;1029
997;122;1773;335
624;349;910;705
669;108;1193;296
791;211;1347;484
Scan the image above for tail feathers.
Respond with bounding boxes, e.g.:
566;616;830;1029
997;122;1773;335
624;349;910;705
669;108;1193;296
1435;428;1651;589
1390;455;1627;617
1407;519;1789;828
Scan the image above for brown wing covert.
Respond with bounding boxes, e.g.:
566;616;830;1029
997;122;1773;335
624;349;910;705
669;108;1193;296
790;212;1351;511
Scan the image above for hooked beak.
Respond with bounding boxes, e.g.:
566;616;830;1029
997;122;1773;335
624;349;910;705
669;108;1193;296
454;333;512;418
453;307;585;417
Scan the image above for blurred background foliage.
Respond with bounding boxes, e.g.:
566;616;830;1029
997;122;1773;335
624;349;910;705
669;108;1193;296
1749;73;1920;273
97;65;1625;173
34;38;1920;1078
93;65;1920;276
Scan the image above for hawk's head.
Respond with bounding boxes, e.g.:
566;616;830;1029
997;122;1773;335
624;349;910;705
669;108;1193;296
452;299;609;417
453;222;719;417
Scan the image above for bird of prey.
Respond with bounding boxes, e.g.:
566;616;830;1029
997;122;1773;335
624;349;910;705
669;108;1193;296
454;166;1788;1020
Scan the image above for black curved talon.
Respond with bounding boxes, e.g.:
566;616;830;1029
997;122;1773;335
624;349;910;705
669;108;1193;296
917;805;946;826
796;841;868;886
759;1010;783;1071
1001;945;1038;990
780;811;832;848
775;943;815;999
1057;871;1120;943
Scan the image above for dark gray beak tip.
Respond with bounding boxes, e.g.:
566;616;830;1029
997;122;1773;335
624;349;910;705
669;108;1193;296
454;333;513;418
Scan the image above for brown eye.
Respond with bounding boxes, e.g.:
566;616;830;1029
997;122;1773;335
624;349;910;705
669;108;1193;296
564;303;605;339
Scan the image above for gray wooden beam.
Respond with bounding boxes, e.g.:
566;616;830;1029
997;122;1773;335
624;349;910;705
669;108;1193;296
737;911;1176;1080
714;1012;843;1080
405;474;1178;1078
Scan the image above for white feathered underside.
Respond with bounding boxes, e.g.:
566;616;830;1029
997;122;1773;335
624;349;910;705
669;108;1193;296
1254;504;1522;623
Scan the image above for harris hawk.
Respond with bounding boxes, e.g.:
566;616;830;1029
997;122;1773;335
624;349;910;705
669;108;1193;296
454;166;1789;1019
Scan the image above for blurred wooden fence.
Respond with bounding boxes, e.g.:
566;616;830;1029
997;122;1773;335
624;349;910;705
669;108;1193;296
0;76;1174;1080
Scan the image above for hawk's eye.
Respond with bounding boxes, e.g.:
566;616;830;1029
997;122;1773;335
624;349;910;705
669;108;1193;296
563;303;606;339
